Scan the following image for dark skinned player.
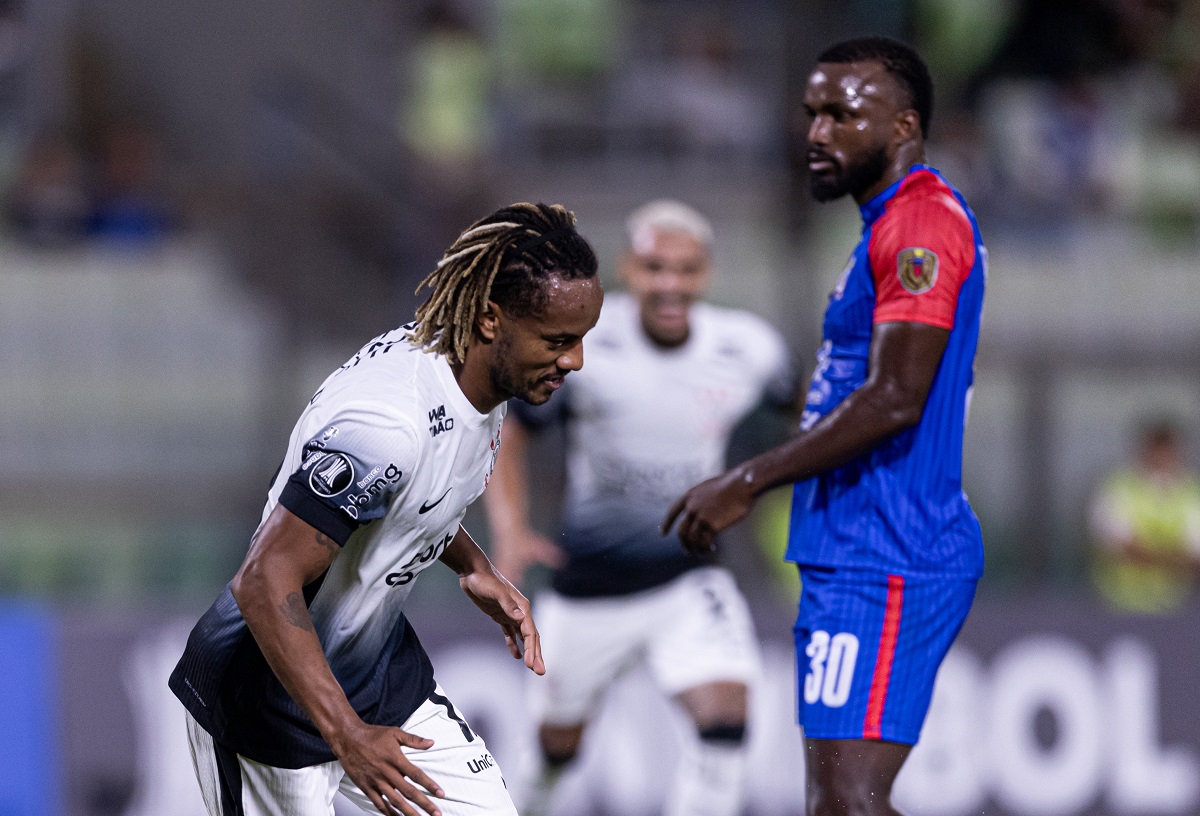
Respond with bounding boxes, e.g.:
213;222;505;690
664;38;987;816
170;203;603;816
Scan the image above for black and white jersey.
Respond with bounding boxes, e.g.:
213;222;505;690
170;328;505;769
513;293;792;597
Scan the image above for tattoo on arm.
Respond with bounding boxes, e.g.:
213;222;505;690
315;530;339;552
281;592;316;632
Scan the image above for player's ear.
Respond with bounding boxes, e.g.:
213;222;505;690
894;108;921;144
476;300;502;343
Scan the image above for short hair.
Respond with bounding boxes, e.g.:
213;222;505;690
625;199;714;254
408;202;598;364
817;36;934;138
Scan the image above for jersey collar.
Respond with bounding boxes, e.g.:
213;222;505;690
858;164;936;226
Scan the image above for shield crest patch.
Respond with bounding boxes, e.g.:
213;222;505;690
897;247;939;294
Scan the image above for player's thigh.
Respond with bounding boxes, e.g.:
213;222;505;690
532;590;646;726
238;758;342;816
338;685;517;816
794;567;977;745
186;710;341;816
645;568;761;698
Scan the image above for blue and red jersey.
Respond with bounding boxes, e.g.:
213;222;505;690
786;165;986;578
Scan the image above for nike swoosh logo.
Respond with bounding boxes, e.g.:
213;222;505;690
418;488;452;514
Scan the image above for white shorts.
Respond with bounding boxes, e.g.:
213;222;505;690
534;566;760;726
186;685;516;816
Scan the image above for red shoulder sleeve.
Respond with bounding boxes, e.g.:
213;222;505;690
868;174;975;330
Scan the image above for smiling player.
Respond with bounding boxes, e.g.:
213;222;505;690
486;200;793;816
170;203;602;816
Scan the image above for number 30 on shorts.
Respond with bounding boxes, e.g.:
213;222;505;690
803;631;860;707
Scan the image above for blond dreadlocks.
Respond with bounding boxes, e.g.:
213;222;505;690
407;202;598;364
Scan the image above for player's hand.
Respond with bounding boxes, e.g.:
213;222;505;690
331;719;444;816
662;466;758;555
459;566;546;676
491;529;565;589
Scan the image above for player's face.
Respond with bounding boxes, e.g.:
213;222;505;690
801;61;905;203
491;275;604;405
618;228;711;347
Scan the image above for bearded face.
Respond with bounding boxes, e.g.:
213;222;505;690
808;142;891;203
802;61;915;204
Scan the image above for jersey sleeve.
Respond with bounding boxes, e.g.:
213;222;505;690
277;406;422;546
868;190;976;329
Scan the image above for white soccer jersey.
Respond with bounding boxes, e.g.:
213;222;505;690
513;292;792;597
171;327;505;768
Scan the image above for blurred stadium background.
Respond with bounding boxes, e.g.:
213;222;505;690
2;0;1200;814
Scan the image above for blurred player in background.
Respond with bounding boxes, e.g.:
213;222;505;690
485;200;794;816
665;37;987;816
169;203;602;816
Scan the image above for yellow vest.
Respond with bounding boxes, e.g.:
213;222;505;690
1093;470;1200;614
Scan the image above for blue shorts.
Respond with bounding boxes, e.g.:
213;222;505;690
793;567;976;745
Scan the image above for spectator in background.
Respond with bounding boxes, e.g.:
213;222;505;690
6;132;89;245
495;0;617;90
402;1;490;171
0;0;28;187
7;121;175;246
1090;418;1200;614
493;0;618;160
1168;0;1200;134
400;0;493;270
966;0;1200;226
658;16;772;161
87;120;174;243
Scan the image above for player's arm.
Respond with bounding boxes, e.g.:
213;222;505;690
666;187;975;554
1094;487;1200;573
664;322;947;552
482;415;564;586
231;504;445;816
439;525;545;675
746;320;947;484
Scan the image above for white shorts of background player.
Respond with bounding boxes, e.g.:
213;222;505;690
533;566;761;726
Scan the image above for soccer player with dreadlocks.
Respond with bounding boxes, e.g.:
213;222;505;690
170;203;602;816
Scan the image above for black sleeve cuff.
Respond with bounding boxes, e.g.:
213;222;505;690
279;480;359;546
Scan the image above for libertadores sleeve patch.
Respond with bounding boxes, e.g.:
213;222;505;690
277;413;419;545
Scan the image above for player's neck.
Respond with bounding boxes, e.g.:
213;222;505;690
450;355;503;414
853;143;925;205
